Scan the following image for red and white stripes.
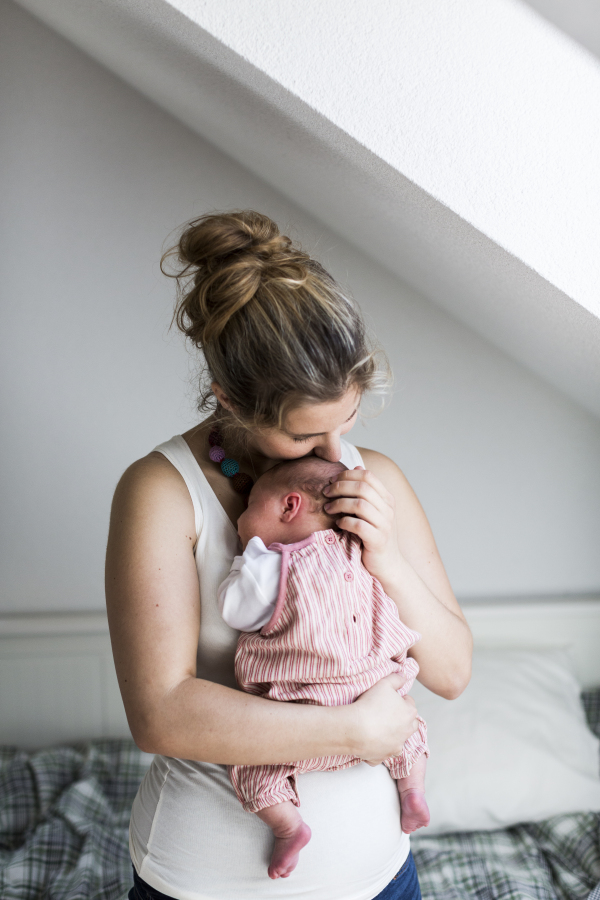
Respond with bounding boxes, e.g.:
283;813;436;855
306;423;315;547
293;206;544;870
229;529;429;812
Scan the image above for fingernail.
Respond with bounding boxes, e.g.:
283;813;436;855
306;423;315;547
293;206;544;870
324;502;332;510
323;485;331;495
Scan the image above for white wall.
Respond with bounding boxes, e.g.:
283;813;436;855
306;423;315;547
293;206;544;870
1;0;600;613
14;0;600;422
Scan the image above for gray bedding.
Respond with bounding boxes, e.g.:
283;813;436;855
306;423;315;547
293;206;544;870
1;691;599;900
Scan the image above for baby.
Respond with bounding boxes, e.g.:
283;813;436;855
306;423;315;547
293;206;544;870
218;457;430;880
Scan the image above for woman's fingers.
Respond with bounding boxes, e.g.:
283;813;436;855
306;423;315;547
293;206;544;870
333;516;381;545
323;474;394;534
365;681;416;762
323;467;401;577
324;470;394;513
333;467;395;507
351;674;420;762
387;673;410;693
324;498;387;531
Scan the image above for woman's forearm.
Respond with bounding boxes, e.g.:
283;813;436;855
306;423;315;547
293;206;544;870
137;676;357;764
134;670;420;767
375;554;473;699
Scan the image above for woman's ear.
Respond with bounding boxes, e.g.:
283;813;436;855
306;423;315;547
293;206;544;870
211;382;233;411
281;492;303;523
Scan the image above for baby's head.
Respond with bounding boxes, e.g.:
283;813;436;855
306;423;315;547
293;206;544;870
237;457;347;550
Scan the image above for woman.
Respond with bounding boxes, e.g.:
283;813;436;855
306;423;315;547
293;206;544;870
105;210;472;900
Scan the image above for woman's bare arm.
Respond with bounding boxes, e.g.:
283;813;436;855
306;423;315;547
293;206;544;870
324;449;472;700
105;455;418;763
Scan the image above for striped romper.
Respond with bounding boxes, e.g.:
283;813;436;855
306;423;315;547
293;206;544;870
228;529;429;813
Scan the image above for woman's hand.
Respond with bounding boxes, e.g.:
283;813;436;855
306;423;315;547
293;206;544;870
324;450;473;701
349;674;419;763
323;466;400;583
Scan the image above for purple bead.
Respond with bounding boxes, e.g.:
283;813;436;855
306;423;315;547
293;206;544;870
209;445;225;463
221;458;240;477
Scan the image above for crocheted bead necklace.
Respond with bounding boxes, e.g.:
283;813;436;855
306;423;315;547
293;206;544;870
208;428;254;495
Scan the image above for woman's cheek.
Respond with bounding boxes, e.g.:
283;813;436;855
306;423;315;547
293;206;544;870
273;441;311;459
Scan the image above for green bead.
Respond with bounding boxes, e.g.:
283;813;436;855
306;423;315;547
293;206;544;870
221;458;239;478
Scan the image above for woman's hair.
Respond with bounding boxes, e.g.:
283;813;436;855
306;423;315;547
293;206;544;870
162;210;390;431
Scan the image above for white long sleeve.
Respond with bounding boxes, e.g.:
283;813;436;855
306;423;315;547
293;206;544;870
217;536;282;631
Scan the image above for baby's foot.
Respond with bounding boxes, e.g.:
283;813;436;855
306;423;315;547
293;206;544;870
399;789;430;834
256;801;312;879
268;820;312;879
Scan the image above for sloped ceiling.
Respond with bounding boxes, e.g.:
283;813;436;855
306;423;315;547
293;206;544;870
523;0;600;61
12;0;600;417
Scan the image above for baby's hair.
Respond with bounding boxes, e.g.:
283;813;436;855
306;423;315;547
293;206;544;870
260;458;348;520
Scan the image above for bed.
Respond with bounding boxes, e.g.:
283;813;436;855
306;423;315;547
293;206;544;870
0;689;598;900
1;600;599;899
412;690;600;900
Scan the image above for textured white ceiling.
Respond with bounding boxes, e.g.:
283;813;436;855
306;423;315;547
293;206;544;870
174;0;600;320
12;0;600;417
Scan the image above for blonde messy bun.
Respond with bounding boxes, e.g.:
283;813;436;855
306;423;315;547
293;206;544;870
162;210;389;428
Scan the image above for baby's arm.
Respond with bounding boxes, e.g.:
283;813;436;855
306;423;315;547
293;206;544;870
218;537;281;631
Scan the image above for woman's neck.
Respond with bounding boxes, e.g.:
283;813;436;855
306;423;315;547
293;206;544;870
187;416;278;479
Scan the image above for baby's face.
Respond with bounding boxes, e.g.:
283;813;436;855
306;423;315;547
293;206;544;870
237;479;284;550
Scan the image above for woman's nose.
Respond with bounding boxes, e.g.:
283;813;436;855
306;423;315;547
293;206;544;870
314;436;341;462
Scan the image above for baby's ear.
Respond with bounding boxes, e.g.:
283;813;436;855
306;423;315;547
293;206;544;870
281;492;303;522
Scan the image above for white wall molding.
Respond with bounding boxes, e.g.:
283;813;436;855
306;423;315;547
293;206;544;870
0;612;111;636
1;600;598;749
462;596;600;690
0;613;130;748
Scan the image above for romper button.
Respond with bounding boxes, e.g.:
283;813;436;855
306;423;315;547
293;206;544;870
325;533;335;544
344;571;354;581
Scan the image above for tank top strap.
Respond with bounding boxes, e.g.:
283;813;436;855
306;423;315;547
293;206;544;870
340;438;364;469
153;435;204;538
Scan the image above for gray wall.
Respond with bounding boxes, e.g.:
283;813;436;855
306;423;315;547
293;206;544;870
2;0;599;612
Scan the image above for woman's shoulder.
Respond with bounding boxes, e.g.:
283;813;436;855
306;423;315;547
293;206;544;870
116;432;204;495
111;449;197;532
355;447;409;487
119;448;188;490
354;447;424;522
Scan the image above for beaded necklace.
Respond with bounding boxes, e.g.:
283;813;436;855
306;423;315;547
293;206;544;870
208;428;254;495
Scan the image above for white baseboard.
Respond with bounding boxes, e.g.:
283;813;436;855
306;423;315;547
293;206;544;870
1;595;599;748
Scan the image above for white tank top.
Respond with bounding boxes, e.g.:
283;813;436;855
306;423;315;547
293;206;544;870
129;435;410;900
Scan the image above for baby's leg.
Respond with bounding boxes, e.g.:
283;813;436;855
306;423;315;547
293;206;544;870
256;801;312;880
396;754;430;834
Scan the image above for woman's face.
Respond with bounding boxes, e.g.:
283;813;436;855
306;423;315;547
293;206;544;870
250;387;361;463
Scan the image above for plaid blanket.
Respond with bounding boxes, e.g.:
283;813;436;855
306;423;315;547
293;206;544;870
1;691;599;900
0;741;150;900
412;689;600;900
